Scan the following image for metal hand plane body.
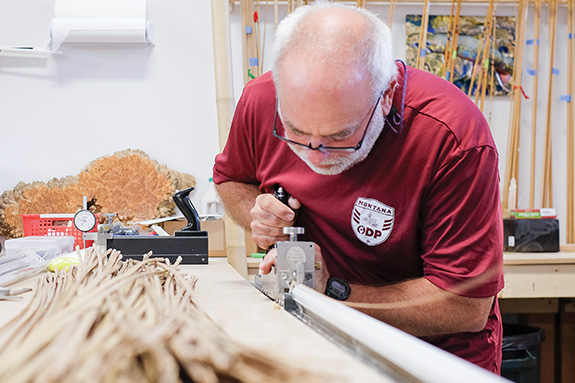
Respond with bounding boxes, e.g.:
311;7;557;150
254;227;315;303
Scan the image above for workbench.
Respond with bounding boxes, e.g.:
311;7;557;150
500;252;575;383
501;252;575;299
0;258;388;382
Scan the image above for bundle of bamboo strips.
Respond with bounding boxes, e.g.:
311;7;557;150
0;248;330;383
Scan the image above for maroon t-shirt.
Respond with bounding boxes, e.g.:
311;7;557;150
214;63;504;373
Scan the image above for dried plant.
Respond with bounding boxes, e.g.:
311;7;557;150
0;248;332;383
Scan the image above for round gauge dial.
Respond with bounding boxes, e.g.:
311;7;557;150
73;209;97;232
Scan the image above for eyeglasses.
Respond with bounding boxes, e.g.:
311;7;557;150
273;91;384;153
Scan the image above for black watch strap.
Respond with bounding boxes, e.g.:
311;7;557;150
325;277;351;301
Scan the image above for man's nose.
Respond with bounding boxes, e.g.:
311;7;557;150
306;146;330;164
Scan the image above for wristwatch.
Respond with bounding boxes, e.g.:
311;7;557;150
325;277;351;301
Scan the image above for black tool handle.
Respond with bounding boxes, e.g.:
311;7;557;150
173;187;201;232
273;184;290;206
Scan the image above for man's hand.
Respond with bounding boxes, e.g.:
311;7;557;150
250;193;301;249
259;244;329;293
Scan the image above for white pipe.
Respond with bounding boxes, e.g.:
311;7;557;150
291;284;510;383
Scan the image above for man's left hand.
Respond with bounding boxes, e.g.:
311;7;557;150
259;243;329;293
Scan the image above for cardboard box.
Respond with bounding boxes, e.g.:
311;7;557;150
161;218;259;258
162;218;226;257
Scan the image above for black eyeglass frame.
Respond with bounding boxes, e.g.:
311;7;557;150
272;91;384;153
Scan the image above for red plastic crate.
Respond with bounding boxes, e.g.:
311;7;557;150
21;214;96;249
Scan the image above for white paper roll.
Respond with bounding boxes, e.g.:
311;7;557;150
50;18;149;50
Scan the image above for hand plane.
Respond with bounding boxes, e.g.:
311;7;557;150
103;187;209;264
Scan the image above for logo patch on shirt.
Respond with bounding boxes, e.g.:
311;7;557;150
351;197;395;246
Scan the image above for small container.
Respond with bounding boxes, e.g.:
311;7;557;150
5;236;74;259
21;214;95;248
201;178;224;216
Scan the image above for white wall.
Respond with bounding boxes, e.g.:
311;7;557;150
0;1;572;242
0;0;219;213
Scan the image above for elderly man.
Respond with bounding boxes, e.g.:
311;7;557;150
213;1;504;374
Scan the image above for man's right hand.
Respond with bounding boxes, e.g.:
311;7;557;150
250;193;301;249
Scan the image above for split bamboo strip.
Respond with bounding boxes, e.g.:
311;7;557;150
240;0;250;84
472;0;496;104
447;0;463;83
442;0;457;79
529;0;542;209
274;0;279;30
387;0;397;28
502;0;528;211
479;8;497;112
416;0;431;70
0;248;331;383
567;0;575;242
541;0;559;208
487;18;497;125
467;25;487;97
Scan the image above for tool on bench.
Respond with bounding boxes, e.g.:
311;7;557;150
82;188;209;264
0;287;32;301
253;185;315;304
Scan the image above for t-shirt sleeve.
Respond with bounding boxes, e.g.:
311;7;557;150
420;145;504;298
212;86;260;186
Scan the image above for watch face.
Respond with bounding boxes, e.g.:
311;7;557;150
326;277;351;301
73;210;97;232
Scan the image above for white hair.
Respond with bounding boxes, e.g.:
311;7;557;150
272;1;397;102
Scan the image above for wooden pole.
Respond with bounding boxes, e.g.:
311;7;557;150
479;10;497;112
567;0;575;242
416;0;431;70
471;0;496;103
442;0;457;79
541;0;559;208
502;0;528;212
211;0;248;278
387;0;397;29
447;0;463;83
529;0;542;209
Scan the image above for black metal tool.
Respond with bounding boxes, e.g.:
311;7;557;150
105;187;209;264
173;187;202;233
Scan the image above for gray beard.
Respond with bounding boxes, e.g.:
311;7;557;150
288;107;385;176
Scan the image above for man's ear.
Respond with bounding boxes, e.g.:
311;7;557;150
381;80;398;116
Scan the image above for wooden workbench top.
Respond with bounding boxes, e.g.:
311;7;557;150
0;258;390;382
503;251;575;265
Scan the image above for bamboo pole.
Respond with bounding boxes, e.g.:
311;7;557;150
529;0;542;209
447;0;463;83
502;0;528;211
274;0;279;30
487;17;497;124
541;0;559;208
567;0;575;242
387;0;397;28
211;0;248;278
471;0;496;102
416;0;431;70
442;0;457;79
479;10;497;112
